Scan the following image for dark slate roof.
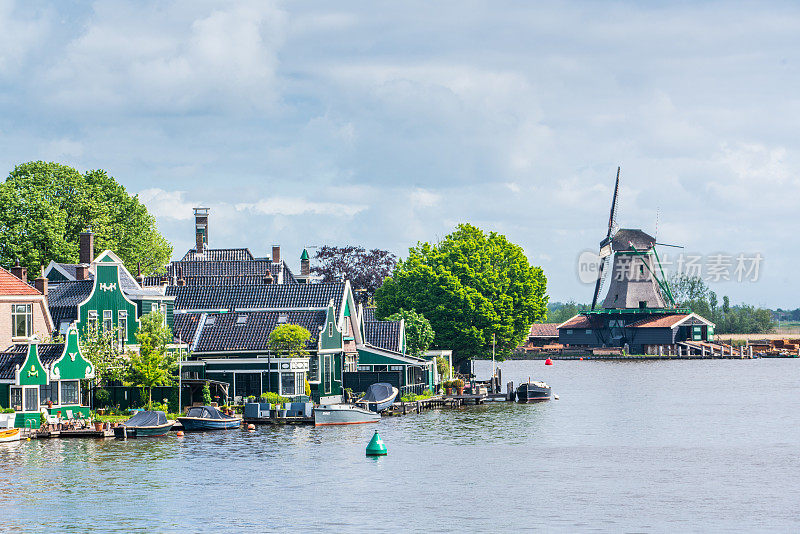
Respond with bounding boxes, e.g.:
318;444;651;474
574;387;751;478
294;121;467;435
0;344;64;380
55;263;81;279
181;248;255;262
170;260;278;277
190;310;327;353
167;282;346;314
364;321;401;353
362;307;376;323
173;313;201;344
47;281;94;326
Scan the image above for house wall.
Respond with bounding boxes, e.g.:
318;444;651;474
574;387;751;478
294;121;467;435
0;297;52;349
626;327;677;348
558;329;599;346
76;264;139;345
137;299;175;329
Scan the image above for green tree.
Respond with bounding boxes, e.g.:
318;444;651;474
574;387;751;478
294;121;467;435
81;325;129;385
128;311;175;405
546;301;590;324
375;224;548;361
385;309;434;357
267;324;311;358
0;161;172;278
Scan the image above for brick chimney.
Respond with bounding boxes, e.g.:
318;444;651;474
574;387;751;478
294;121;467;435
34;266;48;296
194;207;209;254
76;264;88;280
79;229;94;264
300;249;310;276
272;245;280;264
135;262;143;285
10;259;26;281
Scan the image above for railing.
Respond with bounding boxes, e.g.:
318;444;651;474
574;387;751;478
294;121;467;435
400;383;427;396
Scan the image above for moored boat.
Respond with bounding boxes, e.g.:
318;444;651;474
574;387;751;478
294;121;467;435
516;380;551;402
114;410;174;438
357;383;399;413
314;404;380;426
178;406;241;431
0;427;21;443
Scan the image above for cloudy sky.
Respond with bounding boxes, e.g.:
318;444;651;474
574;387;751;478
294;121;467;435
1;1;798;308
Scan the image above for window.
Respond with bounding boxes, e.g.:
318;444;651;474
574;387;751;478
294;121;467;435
358;365;371;372
296;372;305;395
236;315;247;325
59;321;71;335
585;329;592;334
390;365;404;371
327;323;333;337
103;310;112;333
323;355;332;393
88;310;98;333
277;313;288;324
281;372;296;396
343;319;349;335
151;303;159;313
374;365;388;372
566;329;573;335
118;311;128;348
205;315;216;326
10;387;22;410
24;387;39;412
345;354;357;372
160;303;167;325
12;304;32;338
309;356;319;382
40;383;59;405
639;301;647;309
60;381;79;405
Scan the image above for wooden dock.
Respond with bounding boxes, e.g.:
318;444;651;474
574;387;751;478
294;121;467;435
242;416;314;426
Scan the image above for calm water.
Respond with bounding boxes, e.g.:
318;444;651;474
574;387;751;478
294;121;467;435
2;359;799;533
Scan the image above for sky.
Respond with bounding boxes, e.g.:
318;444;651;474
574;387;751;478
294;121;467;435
0;0;798;308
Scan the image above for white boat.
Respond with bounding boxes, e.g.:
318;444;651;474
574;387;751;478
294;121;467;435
314;404;380;426
0;427;21;443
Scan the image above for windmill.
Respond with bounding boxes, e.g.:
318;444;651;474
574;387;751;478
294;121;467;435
590;168;677;311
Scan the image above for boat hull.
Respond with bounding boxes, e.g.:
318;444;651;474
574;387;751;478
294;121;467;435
359;387;399;413
177;417;241;431
113;421;175;438
0;427;21;443
314;404;380;426
516;383;551;402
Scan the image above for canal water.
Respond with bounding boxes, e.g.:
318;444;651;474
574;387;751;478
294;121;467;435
1;359;798;532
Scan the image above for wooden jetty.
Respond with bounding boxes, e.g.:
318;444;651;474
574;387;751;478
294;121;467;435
59;428;115;438
242;416;314;426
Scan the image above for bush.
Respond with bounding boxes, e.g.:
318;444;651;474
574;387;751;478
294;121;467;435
401;389;433;402
96;388;111;407
452;378;464;388
258;392;289;405
1;407;15;414
202;383;212;405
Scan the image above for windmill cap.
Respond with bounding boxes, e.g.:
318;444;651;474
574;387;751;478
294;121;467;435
609;229;656;251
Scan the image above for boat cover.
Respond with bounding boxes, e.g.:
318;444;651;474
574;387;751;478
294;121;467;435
361;383;394;403
125;411;167;427
185;406;233;419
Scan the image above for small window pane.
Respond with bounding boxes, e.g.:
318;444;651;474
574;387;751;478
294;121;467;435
61;381;79;405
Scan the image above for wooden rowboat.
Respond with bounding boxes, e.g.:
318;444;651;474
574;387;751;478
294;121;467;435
0;427;21;443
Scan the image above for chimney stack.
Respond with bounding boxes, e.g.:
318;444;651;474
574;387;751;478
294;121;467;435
272;245;281;264
135;262;144;285
194;207;209;254
79;229;94;264
34;266;48;296
300;249;310;276
76;265;88;280
176;267;185;286
10;259;26;281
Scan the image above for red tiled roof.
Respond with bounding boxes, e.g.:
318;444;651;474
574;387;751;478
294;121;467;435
559;315;592;329
627;314;688;328
529;323;559;337
0;268;40;296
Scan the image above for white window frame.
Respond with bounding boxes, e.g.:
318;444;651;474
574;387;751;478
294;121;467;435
328;323;333;337
88;310;98;333
11;303;32;338
343;319;349;336
118;311;128;349
103;310;113;334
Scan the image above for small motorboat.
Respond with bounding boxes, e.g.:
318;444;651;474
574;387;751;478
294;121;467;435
314;404;380;426
0;427;21;443
516;380;552;402
357;383;399;413
114;410;174;439
177;406;241;431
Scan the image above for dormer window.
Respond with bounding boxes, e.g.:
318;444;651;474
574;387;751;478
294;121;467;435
205;315;216;326
277;313;288;324
236;315;247;325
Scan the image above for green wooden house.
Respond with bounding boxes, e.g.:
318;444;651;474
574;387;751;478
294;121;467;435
0;324;94;428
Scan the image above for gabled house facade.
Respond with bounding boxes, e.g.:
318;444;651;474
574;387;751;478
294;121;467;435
0;324;94;428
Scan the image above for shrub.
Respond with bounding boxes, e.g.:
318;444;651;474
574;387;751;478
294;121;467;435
202;383;212;405
401;389;433;402
258;392;289;404
452;378;464;388
1;407;15;414
96;388;111;407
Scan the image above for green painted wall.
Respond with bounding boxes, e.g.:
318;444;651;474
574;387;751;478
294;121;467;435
77;264;139;345
18;345;47;386
47;269;69;281
51;325;94;380
0;384;8;409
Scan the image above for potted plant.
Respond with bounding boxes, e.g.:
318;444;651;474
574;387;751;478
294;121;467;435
454;379;465;395
47;399;53;409
444;380;453;395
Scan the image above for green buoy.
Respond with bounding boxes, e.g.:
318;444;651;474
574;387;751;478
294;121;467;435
366;430;387;456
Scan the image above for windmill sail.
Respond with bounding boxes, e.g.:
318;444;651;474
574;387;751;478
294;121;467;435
591;167;620;310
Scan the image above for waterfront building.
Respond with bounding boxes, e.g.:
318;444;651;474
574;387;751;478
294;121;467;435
0;324;94;428
46;238;175;346
0;264;53;349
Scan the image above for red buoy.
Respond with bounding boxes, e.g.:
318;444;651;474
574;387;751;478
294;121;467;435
545;358;553;365
247;424;255;431
579;357;583;361
176;430;184;437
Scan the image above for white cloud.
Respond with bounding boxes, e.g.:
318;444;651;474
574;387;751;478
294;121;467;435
409;188;440;208
236;197;366;217
138;188;196;220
